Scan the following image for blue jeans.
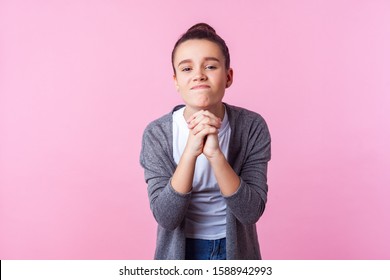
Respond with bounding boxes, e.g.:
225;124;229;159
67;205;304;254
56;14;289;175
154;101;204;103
185;238;226;260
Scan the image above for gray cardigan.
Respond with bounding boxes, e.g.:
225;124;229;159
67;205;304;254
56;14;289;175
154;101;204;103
140;103;271;259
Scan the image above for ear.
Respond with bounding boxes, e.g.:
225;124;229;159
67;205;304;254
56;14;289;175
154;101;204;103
173;74;180;92
226;68;233;88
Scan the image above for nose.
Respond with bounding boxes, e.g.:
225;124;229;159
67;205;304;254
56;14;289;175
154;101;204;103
193;68;207;81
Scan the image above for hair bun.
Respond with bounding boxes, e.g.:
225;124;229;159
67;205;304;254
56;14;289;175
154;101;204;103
187;23;216;34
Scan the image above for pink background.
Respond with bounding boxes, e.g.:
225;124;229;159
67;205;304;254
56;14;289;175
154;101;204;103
1;0;389;259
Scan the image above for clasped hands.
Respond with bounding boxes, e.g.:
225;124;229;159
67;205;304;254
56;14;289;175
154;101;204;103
184;110;222;159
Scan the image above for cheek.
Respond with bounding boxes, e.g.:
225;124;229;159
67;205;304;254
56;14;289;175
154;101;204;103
176;75;191;85
210;71;226;83
213;76;227;87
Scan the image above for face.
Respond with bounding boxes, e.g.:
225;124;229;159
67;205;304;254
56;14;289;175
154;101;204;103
173;39;233;115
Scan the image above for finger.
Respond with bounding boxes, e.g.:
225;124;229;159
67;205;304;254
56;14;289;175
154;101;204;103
191;123;218;136
189;117;221;131
186;110;204;125
187;112;222;129
186;109;206;120
187;110;220;124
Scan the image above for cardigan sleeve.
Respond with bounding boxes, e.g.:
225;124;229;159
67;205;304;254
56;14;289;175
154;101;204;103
140;120;192;231
223;114;271;225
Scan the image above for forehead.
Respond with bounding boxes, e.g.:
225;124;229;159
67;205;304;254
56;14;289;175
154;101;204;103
174;39;224;62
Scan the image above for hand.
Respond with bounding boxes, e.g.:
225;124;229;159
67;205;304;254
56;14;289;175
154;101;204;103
185;110;222;159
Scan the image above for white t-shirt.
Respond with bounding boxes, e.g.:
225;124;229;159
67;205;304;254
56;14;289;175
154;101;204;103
172;106;231;240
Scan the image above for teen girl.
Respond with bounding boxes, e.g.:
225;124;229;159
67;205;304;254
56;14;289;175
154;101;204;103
140;23;271;260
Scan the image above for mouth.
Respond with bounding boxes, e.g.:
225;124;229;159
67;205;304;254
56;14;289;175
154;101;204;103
190;84;210;90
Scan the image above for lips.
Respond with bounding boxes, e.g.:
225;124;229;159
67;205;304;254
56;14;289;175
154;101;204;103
191;84;210;90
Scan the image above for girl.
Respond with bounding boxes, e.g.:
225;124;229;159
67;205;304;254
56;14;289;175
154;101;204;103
140;23;271;260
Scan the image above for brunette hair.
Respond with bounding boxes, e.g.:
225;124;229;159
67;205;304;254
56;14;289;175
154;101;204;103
171;23;230;73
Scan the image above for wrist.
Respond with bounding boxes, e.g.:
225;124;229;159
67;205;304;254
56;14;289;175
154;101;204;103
182;147;200;161
205;148;225;162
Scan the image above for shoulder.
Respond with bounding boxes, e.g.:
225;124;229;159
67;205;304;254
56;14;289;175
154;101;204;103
142;105;185;138
225;103;268;128
144;113;171;133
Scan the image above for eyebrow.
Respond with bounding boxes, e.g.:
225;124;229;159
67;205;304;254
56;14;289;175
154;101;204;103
177;57;221;67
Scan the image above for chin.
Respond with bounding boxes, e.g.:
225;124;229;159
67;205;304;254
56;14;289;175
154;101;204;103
194;102;212;109
187;98;210;108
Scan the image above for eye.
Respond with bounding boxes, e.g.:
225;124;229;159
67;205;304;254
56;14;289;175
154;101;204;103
181;67;192;72
205;65;217;70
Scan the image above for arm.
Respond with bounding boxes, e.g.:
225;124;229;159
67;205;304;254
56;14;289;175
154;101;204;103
207;150;240;196
140;122;192;230
140;111;224;230
171;110;223;193
223;118;271;224
191;110;271;225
